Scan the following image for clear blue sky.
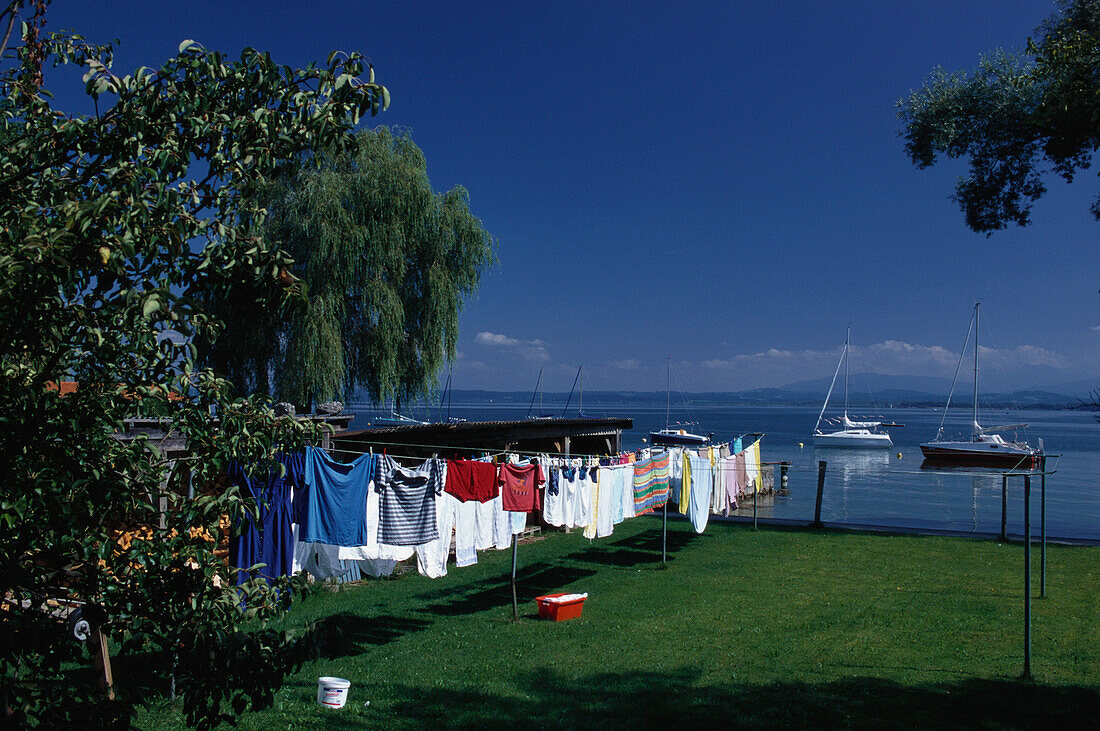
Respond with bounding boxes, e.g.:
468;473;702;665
46;1;1099;394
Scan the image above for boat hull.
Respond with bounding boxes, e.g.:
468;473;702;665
920;442;1040;467
813;431;892;449
649;430;709;447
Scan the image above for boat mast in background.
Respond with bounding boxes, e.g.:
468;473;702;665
561;365;582;418
665;356;671;430
527;369;544;418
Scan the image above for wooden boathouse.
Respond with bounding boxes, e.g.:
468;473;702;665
332;417;634;458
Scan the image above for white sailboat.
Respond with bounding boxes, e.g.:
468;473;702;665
813;328;894;449
920;303;1042;467
650;357;709;447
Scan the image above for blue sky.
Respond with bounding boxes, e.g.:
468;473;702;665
46;1;1099;393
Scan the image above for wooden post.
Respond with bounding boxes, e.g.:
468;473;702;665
1023;474;1032;680
813;461;826;526
156;470;170;530
752;467;758;530
510;534;519;622
1000;475;1008;541
91;628;115;701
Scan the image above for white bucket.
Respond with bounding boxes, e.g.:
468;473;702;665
316;676;351;709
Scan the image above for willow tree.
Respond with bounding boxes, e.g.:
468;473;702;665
207;127;495;407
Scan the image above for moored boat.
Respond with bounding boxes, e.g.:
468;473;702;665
650;426;710;447
920;430;1042;467
649;357;711;447
812;328;896;449
920;303;1042;467
814;416;894;448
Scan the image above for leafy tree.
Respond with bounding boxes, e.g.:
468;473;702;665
0;1;388;725
204;127;495;408
898;0;1100;232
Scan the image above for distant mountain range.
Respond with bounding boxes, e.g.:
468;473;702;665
443;372;1095;409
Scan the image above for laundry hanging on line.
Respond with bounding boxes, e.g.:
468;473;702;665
227;435;768;586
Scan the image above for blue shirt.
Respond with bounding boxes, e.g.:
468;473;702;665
299;446;377;546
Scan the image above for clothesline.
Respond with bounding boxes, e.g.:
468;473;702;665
229;438;770;591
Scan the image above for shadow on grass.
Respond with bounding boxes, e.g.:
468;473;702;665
423;563;598;617
607;526;704;553
568;547;668;566
304;613;433;658
419;528;700;617
378;667;1100;729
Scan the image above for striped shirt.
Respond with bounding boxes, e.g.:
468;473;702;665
376;456;444;546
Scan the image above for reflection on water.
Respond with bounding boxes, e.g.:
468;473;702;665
813;448;891;524
812;448;890;484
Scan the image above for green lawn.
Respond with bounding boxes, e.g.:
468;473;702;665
136;518;1100;728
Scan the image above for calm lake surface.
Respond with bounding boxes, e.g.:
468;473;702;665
348;402;1100;542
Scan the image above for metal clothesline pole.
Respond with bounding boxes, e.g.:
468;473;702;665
510;534;519;622
661;494;668;565
1022;474;1032;680
1040;470;1047;598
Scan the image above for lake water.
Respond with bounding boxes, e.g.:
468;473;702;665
347;402;1100;542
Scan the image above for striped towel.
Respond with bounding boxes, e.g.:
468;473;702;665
633;453;670;515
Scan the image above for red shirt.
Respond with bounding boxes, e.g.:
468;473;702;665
444;460;499;503
498;462;544;512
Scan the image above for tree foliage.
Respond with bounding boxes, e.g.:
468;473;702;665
0;2;388;725
898;0;1100;232
204;127;495;407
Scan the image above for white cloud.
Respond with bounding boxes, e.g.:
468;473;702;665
475;331;549;362
1091;325;1100;332
461;360;489;372
609;358;640;370
695;338;1072;388
978;344;1066;369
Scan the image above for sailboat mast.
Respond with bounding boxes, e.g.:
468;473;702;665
527;369;543;418
843;326;850;419
814;337;846;433
561;365;581;418
973;302;980;431
665;356;671;429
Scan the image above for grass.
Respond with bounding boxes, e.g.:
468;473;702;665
135;517;1100;728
